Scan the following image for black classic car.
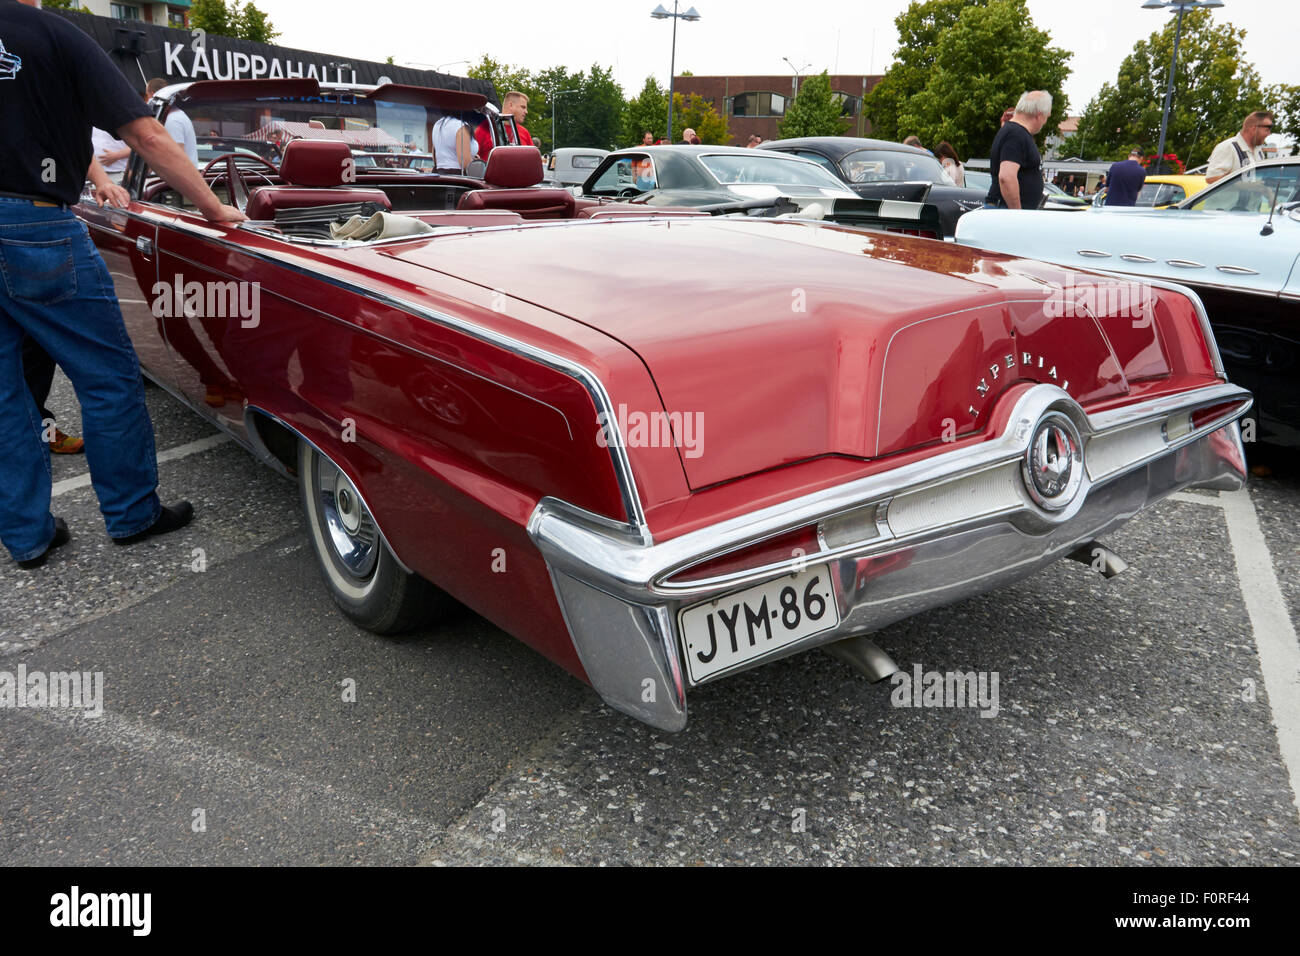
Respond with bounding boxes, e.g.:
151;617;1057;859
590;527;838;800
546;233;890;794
757;136;987;236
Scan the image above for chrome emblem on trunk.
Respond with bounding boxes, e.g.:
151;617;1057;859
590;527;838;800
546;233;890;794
1023;412;1084;511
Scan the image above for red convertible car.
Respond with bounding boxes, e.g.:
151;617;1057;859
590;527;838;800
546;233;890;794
80;79;1252;730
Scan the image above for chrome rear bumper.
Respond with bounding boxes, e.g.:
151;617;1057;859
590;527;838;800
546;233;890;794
528;383;1251;730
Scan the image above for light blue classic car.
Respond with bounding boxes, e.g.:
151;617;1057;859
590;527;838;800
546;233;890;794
955;158;1300;447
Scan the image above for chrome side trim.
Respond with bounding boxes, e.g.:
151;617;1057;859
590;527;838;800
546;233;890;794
1120;254;1157;263
1166;258;1205;269
1077;249;1112;258
530;382;1250;604
1216;264;1260;276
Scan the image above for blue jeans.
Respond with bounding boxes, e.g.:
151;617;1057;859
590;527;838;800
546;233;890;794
0;198;161;561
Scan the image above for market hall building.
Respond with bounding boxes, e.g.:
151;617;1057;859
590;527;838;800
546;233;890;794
671;73;883;145
50;5;494;100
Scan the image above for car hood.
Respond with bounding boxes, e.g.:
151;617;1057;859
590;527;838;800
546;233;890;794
383;217;1156;489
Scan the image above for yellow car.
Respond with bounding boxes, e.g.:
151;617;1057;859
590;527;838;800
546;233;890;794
1134;174;1208;208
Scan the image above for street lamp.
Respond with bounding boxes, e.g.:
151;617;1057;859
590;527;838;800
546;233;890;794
782;57;810;98
548;88;578;152
651;3;701;143
1142;0;1224;175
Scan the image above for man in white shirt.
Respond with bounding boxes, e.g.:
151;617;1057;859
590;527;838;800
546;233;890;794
1205;111;1273;184
91;126;130;180
145;77;198;164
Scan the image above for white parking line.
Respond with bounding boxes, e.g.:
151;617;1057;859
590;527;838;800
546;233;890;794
51;433;231;498
17;707;443;847
1170;488;1300;819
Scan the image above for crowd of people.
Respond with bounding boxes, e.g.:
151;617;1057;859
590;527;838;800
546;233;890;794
899;91;1275;211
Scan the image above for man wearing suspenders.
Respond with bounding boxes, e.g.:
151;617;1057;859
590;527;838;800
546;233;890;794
1205;111;1274;185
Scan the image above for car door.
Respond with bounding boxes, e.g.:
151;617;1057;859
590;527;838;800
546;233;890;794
76;196;172;383
148;198;258;435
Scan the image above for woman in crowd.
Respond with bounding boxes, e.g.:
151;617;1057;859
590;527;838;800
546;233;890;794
432;111;478;174
935;141;964;187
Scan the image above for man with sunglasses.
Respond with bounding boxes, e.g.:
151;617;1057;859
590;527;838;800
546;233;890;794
1206;111;1274;184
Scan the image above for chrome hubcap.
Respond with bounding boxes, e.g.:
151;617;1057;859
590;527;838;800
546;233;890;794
316;457;378;578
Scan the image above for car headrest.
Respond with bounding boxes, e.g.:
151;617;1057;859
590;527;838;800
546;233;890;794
485;146;543;189
279;139;353;187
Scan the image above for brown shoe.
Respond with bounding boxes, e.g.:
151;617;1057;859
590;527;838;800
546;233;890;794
49;429;85;455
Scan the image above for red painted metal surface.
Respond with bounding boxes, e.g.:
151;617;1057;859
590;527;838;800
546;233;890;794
80;198;1224;683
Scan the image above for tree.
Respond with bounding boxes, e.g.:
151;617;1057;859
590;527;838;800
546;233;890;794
1270;84;1300;156
190;0;278;42
237;4;279;43
468;55;541;108
41;1;93;11
672;92;729;144
623;76;668;145
570;64;626;150
189;0;233;36
864;0;1071;158
1060;8;1266;166
778;71;848;139
467;58;624;154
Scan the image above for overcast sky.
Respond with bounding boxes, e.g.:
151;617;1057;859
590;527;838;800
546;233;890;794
254;0;1294;116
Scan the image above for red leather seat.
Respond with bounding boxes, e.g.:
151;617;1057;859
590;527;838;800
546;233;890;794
246;139;391;220
457;146;574;219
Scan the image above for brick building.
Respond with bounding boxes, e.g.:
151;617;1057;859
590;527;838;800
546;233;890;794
671;73;884;145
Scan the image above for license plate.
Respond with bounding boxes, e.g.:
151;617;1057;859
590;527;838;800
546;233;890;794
678;564;839;684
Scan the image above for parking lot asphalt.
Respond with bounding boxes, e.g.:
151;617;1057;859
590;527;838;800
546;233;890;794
2;375;1298;865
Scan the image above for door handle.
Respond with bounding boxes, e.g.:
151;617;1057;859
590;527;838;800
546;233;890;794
135;235;153;257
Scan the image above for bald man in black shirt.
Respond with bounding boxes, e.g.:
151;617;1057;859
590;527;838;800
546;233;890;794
986;90;1052;210
0;0;243;568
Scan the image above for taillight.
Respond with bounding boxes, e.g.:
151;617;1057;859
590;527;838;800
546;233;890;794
1164;400;1249;442
1191;401;1245;431
670;525;822;584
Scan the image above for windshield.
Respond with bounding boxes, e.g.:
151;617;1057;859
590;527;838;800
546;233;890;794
699;154;847;188
587;155;659;194
1136;181;1186;206
1186;163;1300;212
166;90;489;168
840;148;947;185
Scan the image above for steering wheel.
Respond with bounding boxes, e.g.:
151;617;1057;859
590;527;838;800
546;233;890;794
202;152;280;213
616;187;641;199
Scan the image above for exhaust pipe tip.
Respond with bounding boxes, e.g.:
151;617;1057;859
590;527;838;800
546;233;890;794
823;636;900;683
1068;540;1129;578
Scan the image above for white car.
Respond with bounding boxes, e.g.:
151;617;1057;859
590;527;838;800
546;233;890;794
954;157;1300;447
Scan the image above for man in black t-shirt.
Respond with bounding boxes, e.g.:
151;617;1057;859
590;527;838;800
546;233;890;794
0;0;243;568
985;90;1052;210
